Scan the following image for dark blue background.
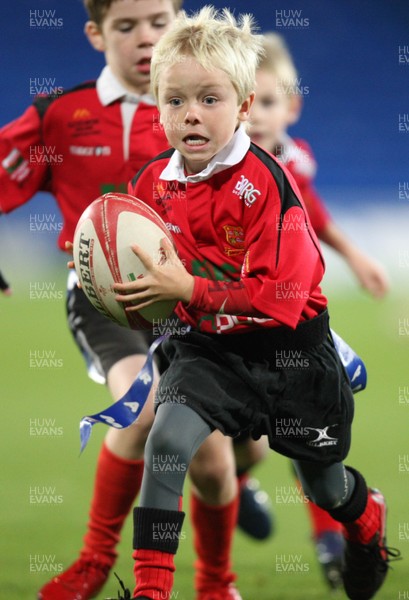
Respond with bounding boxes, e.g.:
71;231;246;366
0;0;408;188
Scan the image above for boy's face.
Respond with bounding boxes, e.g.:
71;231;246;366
86;0;176;95
158;58;254;174
249;69;292;151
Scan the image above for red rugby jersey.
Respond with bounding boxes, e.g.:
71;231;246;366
275;135;331;236
129;131;327;334
0;79;169;250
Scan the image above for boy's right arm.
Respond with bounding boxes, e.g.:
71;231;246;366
0;270;11;296
0;103;50;214
0;104;50;291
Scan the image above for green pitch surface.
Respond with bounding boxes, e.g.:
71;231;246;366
1;272;407;599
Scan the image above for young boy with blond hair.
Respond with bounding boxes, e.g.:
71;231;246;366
248;31;390;590
113;6;397;599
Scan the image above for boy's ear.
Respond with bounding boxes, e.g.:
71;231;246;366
287;94;303;126
84;21;106;52
238;91;256;122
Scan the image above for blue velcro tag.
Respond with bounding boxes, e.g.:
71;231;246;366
79;334;168;453
331;329;367;393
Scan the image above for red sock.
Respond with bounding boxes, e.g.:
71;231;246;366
81;443;144;565
190;492;239;594
133;549;175;599
237;472;248;489
306;501;343;538
343;490;384;545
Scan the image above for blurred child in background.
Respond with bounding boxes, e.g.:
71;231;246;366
248;31;390;590
251;33;389;298
0;2;261;599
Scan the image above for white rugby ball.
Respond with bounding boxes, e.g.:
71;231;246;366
73;192;177;330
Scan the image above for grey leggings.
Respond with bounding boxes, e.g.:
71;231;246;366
140;403;354;510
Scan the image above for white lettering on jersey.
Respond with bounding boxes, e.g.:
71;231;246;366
165;222;182;234
69;146;111;157
216;314;273;332
232;174;261;207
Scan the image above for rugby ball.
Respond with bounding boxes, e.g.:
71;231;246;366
73;192;177;330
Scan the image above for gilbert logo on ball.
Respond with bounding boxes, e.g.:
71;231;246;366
73;192;176;330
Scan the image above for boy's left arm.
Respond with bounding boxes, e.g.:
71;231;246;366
318;220;390;298
291;140;389;299
179;172;326;328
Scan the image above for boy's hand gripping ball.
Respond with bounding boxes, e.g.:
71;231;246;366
73;192;176;330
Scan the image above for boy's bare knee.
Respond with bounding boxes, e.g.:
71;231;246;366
234;436;269;470
189;432;236;502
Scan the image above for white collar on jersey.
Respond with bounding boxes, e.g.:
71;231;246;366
96;65;156;107
160;125;251;184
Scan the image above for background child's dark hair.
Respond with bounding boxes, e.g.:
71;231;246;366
83;0;183;26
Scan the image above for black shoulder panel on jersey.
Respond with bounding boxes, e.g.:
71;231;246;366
249;142;302;215
250;143;323;268
33;80;97;120
130;147;176;187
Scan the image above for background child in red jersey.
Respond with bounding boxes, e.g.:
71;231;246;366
0;2;254;599
250;33;389;299
247;31;391;590
114;7;397;599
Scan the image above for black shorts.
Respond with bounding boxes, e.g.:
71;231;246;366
157;311;354;465
66;279;167;382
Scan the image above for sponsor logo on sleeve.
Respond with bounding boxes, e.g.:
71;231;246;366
2;148;31;182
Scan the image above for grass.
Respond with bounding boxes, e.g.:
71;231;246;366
1;267;407;599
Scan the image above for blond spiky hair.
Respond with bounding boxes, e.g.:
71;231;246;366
151;5;264;104
258;32;299;96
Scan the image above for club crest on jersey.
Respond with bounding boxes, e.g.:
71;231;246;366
69;109;99;135
72;108;92;120
233;174;261;207
223;225;245;256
